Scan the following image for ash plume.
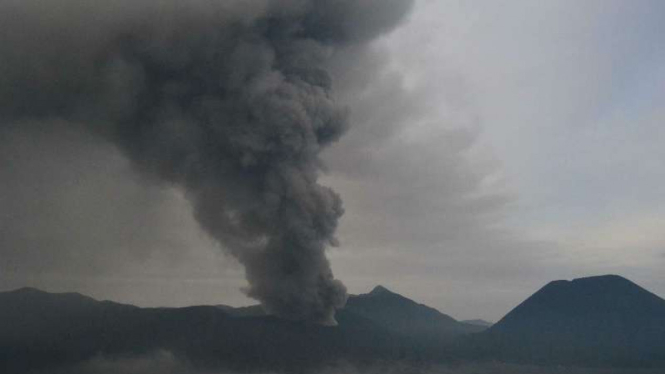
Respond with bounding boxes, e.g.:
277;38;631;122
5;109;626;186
0;0;413;324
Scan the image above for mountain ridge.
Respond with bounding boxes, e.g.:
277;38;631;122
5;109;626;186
3;275;665;371
478;274;665;366
213;284;484;336
0;284;477;373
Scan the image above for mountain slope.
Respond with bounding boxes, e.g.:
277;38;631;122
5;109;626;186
480;275;665;366
462;319;493;328
0;287;441;373
342;286;486;337
6;276;665;372
218;285;486;337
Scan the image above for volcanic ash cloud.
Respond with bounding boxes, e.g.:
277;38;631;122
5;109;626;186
0;0;413;324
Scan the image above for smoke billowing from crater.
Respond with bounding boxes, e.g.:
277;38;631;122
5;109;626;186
0;0;413;324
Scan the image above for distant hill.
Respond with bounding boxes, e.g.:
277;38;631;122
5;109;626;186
4;277;665;372
342;286;487;337
0;286;470;373
461;319;493;328
0;287;413;373
476;275;665;366
217;285;484;337
215;304;265;317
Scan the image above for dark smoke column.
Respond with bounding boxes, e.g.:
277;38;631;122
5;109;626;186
0;0;413;324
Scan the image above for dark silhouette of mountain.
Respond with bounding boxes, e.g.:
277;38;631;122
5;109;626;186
215;304;265;317
4;276;665;372
0;286;466;373
0;287;411;373
217;285;483;337
342;286;486;337
461;319;493;328
474;275;665;367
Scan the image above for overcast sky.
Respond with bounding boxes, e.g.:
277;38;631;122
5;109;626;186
1;0;663;322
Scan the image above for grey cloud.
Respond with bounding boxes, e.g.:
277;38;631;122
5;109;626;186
304;1;579;320
0;123;212;276
0;0;414;324
317;0;665;322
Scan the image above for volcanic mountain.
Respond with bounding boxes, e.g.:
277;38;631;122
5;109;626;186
219;285;486;337
481;275;665;366
0;286;477;373
342;285;486;337
4;277;665;372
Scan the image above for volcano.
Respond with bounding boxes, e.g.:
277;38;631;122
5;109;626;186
482;275;665;366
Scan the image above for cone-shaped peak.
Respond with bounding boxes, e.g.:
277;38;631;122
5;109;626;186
369;285;394;296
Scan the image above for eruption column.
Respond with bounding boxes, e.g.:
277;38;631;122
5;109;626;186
0;0;413;324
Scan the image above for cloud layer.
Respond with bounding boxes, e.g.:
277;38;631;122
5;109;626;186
0;0;414;323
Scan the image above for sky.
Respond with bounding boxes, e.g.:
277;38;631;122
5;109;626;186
1;0;664;322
